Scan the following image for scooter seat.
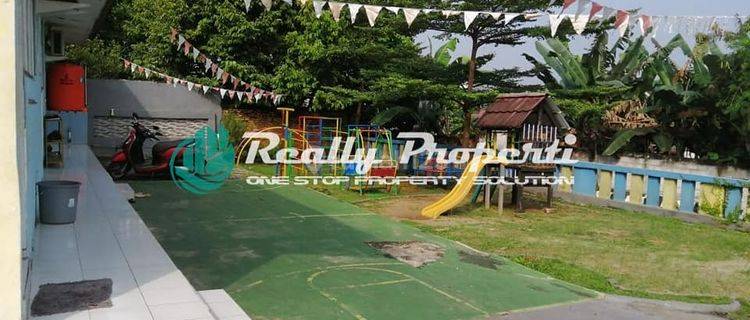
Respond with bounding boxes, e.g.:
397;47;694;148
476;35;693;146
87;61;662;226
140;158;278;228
152;139;193;160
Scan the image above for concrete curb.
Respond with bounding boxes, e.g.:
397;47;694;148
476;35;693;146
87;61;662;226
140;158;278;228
604;294;741;314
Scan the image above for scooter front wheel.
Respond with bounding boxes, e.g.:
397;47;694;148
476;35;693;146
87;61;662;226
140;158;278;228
107;162;130;180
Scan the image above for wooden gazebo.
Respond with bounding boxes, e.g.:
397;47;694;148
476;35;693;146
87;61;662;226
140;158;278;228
475;92;571;212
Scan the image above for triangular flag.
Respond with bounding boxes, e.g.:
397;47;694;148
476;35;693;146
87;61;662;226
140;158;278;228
237;91;244;101
221;72;230;84
216;68;224;81
187;82;195;91
588;2;603;21
130;63;137;73
348;4;362;23
261;0;272;11
599;6;616;24
385;6;399;14
614;10;630;37
549;13;567;36
123;60;131;69
232;77;240;89
575;0;590;18
211;63;219;76
228;91;236;99
464;11;479;29
203;86;210;94
313;1;325;18
192;47;200;60
571;14;589;34
220;89;227;98
548;0;557;6
403;8;420;26
488;12;502;20
299;0;308;5
562;0;576;11
177;35;185;50
243;0;252;11
328;2;345;21
144;69;152;78
364;5;382;26
183;42;192;56
639;15;653;35
205;59;213;72
442;10;459;17
504;13;521;24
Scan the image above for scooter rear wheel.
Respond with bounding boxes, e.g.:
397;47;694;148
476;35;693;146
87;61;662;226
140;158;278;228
107;162;130;180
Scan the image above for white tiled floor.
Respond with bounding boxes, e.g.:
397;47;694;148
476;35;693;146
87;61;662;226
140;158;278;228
29;145;215;320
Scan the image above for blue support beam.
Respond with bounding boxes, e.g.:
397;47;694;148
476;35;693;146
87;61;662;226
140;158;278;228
725;187;743;218
646;176;661;207
613;172;627;201
573;167;597;196
679;180;696;213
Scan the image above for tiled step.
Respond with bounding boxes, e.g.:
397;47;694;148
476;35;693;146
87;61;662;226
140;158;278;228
198;290;251;320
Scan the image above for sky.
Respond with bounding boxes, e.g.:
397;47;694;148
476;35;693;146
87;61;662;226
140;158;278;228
416;0;750;84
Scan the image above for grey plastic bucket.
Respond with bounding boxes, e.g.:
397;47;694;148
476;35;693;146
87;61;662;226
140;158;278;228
37;181;81;225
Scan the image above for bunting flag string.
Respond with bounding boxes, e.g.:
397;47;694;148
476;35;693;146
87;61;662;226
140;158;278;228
247;0;746;40
121;58;283;105
169;28;282;104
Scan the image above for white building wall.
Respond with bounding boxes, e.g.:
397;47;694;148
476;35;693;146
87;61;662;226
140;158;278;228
0;0;27;319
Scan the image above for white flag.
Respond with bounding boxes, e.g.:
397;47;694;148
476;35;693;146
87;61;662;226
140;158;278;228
349;3;362;23
575;0;590;18
237;91;244;102
261;0;273;10
385;6;399;14
216;68;224;80
203;86;210;94
403;8;420;26
328;2;345;21
442;10;460;17
313;1;325;18
504;13;521;24
187;82;195;91
204;59;212;72
220;89;227;98
192;47;200;60
615;10;630;37
571;14;589;34
144;69;152;78
243;0;252;11
598;6;615;25
464;11;479;29
364;5;382;26
549;13;567;36
177;35;185;50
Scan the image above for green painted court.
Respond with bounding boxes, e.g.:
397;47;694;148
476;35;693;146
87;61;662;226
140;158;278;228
130;180;596;319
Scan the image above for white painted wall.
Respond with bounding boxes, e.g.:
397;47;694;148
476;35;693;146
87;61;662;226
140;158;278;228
0;0;25;319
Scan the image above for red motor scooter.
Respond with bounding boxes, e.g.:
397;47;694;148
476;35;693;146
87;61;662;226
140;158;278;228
107;113;193;179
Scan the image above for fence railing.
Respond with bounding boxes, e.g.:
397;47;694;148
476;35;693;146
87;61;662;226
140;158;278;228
558;161;750;220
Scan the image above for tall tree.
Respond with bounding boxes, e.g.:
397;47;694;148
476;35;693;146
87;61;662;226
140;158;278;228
425;0;549;146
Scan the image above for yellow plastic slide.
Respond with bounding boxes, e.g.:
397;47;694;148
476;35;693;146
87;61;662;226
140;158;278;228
421;156;495;219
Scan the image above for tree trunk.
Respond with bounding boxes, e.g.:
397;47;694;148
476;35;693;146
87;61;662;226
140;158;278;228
460;37;480;147
355;102;363;125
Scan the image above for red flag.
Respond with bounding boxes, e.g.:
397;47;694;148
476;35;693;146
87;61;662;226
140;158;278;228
232;77;240;90
228;91;236;99
563;0;576;11
221;72;230;85
165;76;172;84
137;66;145;74
640;15;653;34
211;63;219;76
588;2;603;21
123;60;131;69
614;10;629;28
184;42;192;56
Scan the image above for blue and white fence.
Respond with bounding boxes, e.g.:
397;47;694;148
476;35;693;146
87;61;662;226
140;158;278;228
559;162;750;220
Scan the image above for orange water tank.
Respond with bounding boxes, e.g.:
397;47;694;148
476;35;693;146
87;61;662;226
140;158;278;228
47;63;87;112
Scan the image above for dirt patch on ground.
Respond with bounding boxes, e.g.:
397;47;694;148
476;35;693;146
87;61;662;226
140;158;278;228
459;250;504;270
31;279;112;316
362;195;446;220
366;241;444;267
